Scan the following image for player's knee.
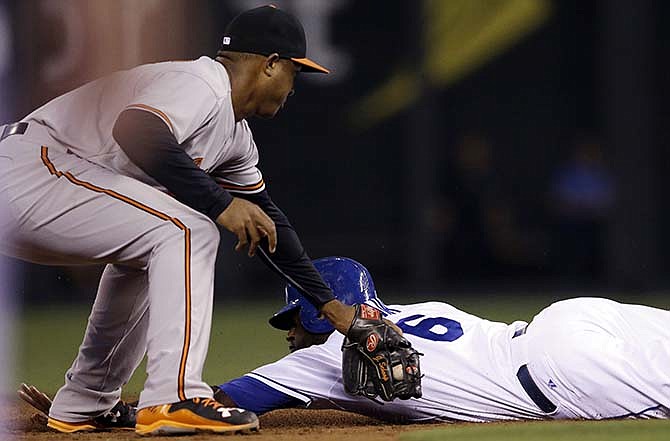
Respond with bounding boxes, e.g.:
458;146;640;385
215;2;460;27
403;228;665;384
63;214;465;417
150;216;219;256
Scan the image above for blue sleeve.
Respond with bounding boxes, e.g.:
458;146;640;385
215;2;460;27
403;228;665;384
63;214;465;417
219;375;308;415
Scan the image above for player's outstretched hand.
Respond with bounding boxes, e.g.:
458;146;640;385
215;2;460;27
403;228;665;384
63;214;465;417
216;197;277;257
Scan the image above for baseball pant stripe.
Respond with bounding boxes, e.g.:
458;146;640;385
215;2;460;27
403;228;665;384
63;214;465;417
172;218;192;401
40;146;193;402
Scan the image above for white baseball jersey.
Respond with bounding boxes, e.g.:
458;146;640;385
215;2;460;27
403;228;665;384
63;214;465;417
24;56;264;195
220;298;670;422
0;57;271;420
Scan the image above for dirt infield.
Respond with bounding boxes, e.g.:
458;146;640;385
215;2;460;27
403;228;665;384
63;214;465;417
3;400;446;441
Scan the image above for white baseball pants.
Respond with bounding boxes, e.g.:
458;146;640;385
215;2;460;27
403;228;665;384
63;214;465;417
519;297;670;419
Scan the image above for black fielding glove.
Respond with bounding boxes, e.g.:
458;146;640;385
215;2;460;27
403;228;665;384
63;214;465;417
341;304;422;402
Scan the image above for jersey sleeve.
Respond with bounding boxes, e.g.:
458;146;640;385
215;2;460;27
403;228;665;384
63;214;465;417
125;71;218;144
218;374;310;415
218;334;345;414
209;120;266;195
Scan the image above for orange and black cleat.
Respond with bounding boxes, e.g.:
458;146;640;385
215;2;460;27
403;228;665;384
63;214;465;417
135;397;259;435
47;400;136;433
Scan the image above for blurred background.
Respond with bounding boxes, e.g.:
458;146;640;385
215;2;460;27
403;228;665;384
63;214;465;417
3;0;670;299
0;0;669;395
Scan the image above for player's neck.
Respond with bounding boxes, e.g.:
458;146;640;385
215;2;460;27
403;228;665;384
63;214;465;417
217;57;258;122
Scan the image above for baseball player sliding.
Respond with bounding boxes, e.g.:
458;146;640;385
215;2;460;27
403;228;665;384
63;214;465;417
21;257;670;424
217;257;670;421
0;5;401;436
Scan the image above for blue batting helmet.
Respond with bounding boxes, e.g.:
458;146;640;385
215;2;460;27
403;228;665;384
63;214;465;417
268;257;392;334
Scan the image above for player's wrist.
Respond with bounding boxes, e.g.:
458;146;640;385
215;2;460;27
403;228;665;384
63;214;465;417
319;300;355;334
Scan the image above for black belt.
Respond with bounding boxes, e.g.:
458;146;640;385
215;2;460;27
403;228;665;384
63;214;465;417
512;325;557;413
516;365;557;413
0;122;28;142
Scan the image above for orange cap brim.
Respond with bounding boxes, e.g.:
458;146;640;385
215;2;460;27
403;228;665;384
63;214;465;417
291;57;330;74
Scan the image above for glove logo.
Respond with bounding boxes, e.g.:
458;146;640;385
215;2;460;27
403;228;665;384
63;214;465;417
366;333;380;352
371;356;390;382
360;304;380;320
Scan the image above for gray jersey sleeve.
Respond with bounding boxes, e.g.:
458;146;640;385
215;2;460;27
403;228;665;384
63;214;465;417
209;120;265;194
126;71;219;144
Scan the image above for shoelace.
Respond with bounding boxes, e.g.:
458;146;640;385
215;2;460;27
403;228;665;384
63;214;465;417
192;397;223;409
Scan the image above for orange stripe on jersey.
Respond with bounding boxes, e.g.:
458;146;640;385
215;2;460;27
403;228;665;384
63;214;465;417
40;146;193;401
219;179;265;192
126;104;175;134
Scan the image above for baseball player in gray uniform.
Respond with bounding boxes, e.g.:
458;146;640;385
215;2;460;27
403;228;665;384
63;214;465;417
0;5;358;436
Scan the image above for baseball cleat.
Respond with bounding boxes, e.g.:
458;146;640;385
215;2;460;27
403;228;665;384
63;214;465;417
135;397;259;435
47;418;102;433
46;400;136;433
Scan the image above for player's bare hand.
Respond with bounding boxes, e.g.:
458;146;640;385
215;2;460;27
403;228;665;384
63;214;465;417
216;197;277;256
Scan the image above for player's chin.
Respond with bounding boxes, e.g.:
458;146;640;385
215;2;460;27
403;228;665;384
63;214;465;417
257;103;284;119
257;110;278;119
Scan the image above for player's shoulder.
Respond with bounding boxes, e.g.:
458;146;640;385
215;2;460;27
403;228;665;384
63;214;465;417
385;300;487;324
129;56;230;100
386;301;460;315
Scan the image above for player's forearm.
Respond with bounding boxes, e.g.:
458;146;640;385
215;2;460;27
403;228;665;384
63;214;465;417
238;191;335;306
319;300;356;334
113;109;233;220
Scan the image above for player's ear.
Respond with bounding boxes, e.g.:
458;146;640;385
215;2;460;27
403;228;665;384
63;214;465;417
263;53;280;77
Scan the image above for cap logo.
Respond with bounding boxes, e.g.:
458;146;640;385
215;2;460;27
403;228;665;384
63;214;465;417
220;5;329;73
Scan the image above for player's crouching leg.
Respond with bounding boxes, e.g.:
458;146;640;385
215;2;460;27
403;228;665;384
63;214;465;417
134;213;258;435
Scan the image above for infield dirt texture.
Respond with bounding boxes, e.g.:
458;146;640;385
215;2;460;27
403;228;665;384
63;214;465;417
5;400;670;440
7;294;670;440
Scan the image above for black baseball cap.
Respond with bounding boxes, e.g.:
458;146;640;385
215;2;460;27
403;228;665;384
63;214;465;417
221;5;329;74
